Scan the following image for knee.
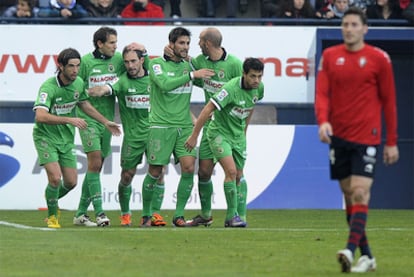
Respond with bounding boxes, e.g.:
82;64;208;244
121;170;135;184
352;186;369;204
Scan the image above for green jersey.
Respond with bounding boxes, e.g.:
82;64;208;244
77;52;125;122
112;71;150;140
190;49;243;103
148;56;193;128
209;76;264;139
33;75;87;144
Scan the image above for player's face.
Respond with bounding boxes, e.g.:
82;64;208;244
243;69;263;90
198;33;209;56
59;58;80;84
341;14;367;48
171;36;190;59
123;51;143;78
99;34;117;57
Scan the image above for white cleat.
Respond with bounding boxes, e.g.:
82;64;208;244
351;255;377;273
96;213;110;227
73;214;97;227
337;249;353;273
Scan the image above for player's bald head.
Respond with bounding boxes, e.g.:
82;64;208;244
201;27;222;48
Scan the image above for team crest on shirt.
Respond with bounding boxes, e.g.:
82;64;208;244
252;96;258;103
359;57;367;68
336;57;345;65
218;70;225;79
74;91;79;99
108;63;115;72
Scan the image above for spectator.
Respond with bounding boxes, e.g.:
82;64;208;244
401;0;414;23
120;0;165;25
38;0;88;18
366;0;403;19
261;0;284;18
279;0;316;18
317;0;349;18
197;0;244;18
350;0;375;11
2;0;39;18
83;0;121;17
0;0;18;14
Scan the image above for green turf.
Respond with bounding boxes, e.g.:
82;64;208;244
0;209;413;276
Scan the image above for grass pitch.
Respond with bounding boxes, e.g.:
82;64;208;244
0;209;413;277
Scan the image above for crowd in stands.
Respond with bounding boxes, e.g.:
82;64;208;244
0;0;413;24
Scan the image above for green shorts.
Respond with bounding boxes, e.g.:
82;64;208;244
120;137;147;170
147;127;196;165
33;137;77;168
79;121;112;158
208;133;247;170
198;128;214;160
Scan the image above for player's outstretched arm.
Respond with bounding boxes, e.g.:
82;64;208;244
77;101;121;136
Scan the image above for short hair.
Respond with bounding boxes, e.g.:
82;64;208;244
57;48;81;67
168;27;191;43
343;7;367;25
122;47;144;59
202;28;222;48
93;27;117;49
243;58;264;74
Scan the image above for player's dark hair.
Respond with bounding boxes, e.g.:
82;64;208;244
168;27;191;43
93;27;117;49
57;48;81;67
343;7;367;25
243;58;264;74
122;46;144;59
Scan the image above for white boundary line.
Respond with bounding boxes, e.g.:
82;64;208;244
0;221;56;231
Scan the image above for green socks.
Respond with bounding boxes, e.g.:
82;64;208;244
118;182;132;215
87;172;104;217
224;180;237;220
174;172;194;218
237;177;248;221
151;183;165;214
142;173;158;217
75;176;90;217
198;179;213;218
45;184;58;217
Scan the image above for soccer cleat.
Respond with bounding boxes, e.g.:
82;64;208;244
151;213;167;226
351;255;377;273
186;215;213;227
224;215;247;228
46;215;61;229
337;249;354;273
120;214;132;227
140;216;152;227
172;216;188;227
73;214;97;227
96;213;110;227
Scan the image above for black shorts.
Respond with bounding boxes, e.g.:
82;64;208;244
329;136;378;180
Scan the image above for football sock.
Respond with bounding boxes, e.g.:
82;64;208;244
45;184;59;217
198;179;213;218
118;182;132;215
174;172;194;218
58;180;72;199
86;172;104;217
224;180;237;220
346;204;368;254
237;176;247;221
151;183;165;214
142;173;158;217
346;205;372;258
75;176;90;217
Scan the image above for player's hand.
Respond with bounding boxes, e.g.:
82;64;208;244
184;135;197;152
193;69;215;79
105;121;121;136
128;42;146;53
163;45;174;58
318;122;333;144
383;145;399;165
70;118;88;129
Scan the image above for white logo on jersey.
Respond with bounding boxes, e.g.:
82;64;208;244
153;64;162;75
39;92;48;104
125;95;150;109
336;57;345;65
359;57;367;68
216;90;228;102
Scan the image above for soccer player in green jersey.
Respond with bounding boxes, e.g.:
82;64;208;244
186;27;244;227
74;26;148;227
185;57;264;227
33;48;120;228
87;47;167;227
143;27;214;227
